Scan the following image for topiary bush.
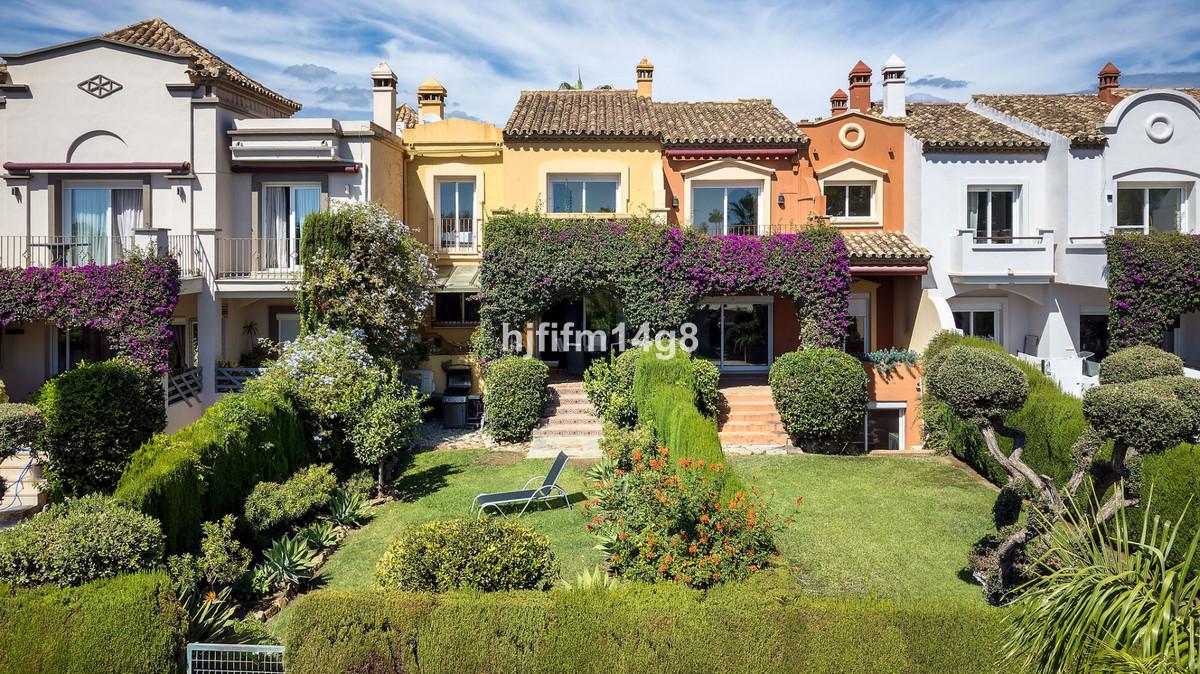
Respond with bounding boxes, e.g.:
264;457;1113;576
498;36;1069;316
0;572;187;674
375;517;557;592
0;494;164;587
769;348;868;451
484;356;548;443
583;348;642;428
1083;376;1200;455
32;358;165;496
243;464;338;539
925;346;1028;425
1098;344;1184;385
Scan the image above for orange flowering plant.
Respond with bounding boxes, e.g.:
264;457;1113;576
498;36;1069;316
583;444;785;589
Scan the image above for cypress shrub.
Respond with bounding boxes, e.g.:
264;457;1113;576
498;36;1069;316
297;209;353;336
484;357;548;443
32;358;165;496
0;572;186;674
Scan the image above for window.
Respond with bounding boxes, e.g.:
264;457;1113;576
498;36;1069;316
54;327;111;375
261;184;320;268
1079;314;1110;363
825;183;873;219
276;313;301;344
549;176;618;213
849;402;907;453
64;184;143;264
433;292;481;325
845;294;870;354
1117;187;1183;233
691;184;760;235
437;179;477;251
968;188;1017;243
953;309;999;343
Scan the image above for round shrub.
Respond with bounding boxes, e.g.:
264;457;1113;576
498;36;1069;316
925;346;1028;423
32;358;166;496
1083;377;1199;454
0;403;42;455
485;356;549;443
583;348;642;428
375;517;557;592
921;330;1006;376
243;464;338;538
769;348;867;448
1099;344;1184;385
0;494;164;587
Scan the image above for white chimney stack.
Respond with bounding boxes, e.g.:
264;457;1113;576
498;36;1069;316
371;62;398;132
882;54;907;118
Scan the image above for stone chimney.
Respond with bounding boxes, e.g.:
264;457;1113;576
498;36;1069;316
1098;62;1122;105
636;57;654;98
830;89;849;116
848;60;872;113
371;62;397;131
882;54;906;117
417;77;447;122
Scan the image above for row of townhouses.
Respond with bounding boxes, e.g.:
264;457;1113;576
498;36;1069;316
1;18;1197;450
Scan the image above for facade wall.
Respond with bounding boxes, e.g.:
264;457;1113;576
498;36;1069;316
662;155;816;229
802;112;907;233
502;140;664;216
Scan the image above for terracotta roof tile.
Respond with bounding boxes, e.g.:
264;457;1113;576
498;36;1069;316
395;103;419;129
892;102;1047;152
843;232;931;266
103;18;300;112
655;99;805;146
504;89;658;140
972;94;1111;147
1114;87;1200;104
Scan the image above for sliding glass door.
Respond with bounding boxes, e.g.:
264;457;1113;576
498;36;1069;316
261;185;320;269
688;298;771;371
65;185;143;264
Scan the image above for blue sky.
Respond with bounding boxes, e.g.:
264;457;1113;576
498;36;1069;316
4;0;1200;123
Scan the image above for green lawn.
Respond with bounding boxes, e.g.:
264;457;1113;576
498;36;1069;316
271;449;604;635
733;454;997;602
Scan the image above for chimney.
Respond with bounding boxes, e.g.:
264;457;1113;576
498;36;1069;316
636;57;654;98
1098;62;1122;105
417;77;447;122
848;60;872;113
882;54;907;117
371;62;397;131
830;89;849;116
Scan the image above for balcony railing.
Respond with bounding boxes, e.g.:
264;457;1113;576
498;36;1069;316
689;222;763;236
167;367;202;405
436;217;480;253
166;235;202;278
954;229;1055;281
216;238;301;281
0;235;142;267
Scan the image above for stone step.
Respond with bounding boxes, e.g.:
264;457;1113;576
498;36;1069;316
719;410;783;422
542;403;596;416
719;401;777;413
532;426;603;438
719;431;792;446
720;420;787;433
720;386;773;397
539;413;598;425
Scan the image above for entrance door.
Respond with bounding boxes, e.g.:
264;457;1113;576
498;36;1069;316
689;298;771;371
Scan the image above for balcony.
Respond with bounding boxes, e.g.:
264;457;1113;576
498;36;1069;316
951;229;1055;284
0;234;201;278
435;217;480;254
216;237;301;281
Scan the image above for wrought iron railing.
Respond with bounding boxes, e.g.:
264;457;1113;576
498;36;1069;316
216;238;301;280
167;234;202;278
0;235;142;267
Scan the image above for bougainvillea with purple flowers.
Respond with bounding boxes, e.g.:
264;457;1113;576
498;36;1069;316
0;253;180;372
475;213;850;360
1105;233;1200;349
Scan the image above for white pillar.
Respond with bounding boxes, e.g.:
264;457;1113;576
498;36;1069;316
195;227;221;405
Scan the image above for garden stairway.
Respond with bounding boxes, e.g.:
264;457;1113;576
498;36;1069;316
529;372;603;459
718;378;793;451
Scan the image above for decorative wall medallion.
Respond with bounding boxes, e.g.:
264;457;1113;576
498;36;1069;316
78;74;123;99
839;122;865;150
1145;112;1173;143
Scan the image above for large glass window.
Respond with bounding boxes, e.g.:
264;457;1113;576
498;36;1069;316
953;309;999;343
1079;314;1110;364
64;185;143;264
691;184;760;235
549;176;618;213
261;184;320;268
825;184;873;219
968;188;1017;243
687;300;770;369
438;179;477;251
1117;187;1183;233
433;292;481;325
55;327;111;375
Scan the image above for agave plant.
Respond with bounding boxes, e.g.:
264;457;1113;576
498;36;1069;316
1002;491;1200;674
182;586;244;644
258;535;316;594
300;521;340;551
558;565;620;592
327;489;368;528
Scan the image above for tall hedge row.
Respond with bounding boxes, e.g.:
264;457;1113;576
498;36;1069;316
284;587;1005;674
0;572;186;674
114;378;311;552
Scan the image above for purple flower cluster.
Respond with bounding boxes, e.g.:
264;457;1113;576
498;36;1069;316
1105;233;1200;348
0;256;181;372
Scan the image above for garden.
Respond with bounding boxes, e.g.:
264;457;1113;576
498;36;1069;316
0;212;1197;674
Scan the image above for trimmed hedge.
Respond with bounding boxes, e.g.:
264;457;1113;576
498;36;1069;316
243;463;337;539
0;572;186;674
115;378;311;552
1098;343;1184;385
1132;443;1200;564
769;348;868;450
485;356;549;443
32;358;165;496
284;586;1006;674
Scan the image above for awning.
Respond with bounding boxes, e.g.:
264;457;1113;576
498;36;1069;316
436;264;480;292
2;161;191;174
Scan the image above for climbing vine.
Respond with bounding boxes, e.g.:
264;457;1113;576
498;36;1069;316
1105;233;1200;349
0;253;180;372
475;212;850;361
